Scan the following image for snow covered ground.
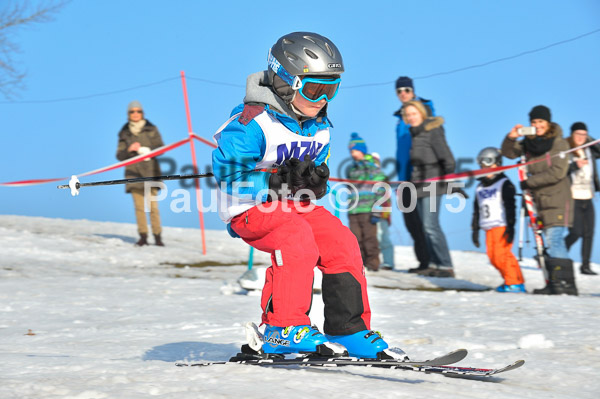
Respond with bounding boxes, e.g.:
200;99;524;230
1;214;599;399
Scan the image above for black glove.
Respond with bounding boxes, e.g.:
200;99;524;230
370;214;381;224
503;225;515;244
268;164;291;199
519;180;530;191
287;155;329;199
472;229;480;248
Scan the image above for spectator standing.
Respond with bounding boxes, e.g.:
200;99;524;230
404;100;456;278
346;133;386;272
472;147;525;292
393;76;433;273
371;152;394;269
565;122;600;275
501;105;577;295
116;101;165;247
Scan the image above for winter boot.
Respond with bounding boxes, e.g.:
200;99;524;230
325;330;408;360
496;283;526;293
416;266;454;278
408;264;429;273
548;257;578;296
154;233;164;246
135;233;148;246
533;285;552;295
432;267;455;278
262;325;345;356
580;264;597;275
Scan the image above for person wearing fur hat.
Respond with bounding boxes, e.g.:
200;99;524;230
403;100;456;278
116;100;165;247
565;122;600;275
501;105;577;295
346;133;387;272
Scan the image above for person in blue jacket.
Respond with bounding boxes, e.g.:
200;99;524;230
211;32;406;361
393;76;434;273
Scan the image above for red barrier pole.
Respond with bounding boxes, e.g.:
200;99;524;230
180;71;207;255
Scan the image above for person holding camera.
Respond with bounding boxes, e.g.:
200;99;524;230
501;105;576;295
565;122;600;275
404;100;456;278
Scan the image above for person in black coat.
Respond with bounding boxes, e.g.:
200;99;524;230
403;100;456;277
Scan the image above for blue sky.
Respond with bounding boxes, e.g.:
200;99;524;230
1;0;599;263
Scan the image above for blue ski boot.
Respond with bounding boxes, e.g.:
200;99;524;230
496;283;526;293
326;330;408;360
262;325;347;356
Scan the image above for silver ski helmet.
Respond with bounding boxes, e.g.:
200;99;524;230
268;32;344;92
476;147;502;167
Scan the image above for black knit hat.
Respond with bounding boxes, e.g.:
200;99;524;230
529;105;551;122
570;122;588;133
395;76;414;90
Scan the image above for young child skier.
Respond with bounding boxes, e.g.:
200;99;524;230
346;134;387;272
471;147;526;293
211;32;404;360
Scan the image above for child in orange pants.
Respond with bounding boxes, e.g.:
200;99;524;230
472;147;525;293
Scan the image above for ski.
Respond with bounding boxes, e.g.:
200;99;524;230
175;348;467;368
405;359;525;377
518;156;549;282
175;352;525;378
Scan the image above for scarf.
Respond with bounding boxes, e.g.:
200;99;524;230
522;135;555;157
128;119;146;136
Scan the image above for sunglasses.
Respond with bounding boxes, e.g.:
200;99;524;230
295;77;341;103
129;110;143;114
397;87;413;94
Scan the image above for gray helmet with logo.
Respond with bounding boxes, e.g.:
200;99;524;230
476;147;502;167
268;32;344;90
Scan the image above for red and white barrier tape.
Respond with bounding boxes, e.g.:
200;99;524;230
1;137;191;187
2;133;598;189
332;137;600;186
191;133;217;149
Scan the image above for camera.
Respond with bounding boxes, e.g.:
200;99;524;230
518;126;537;136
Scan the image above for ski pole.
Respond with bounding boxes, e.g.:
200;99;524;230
518;203;525;261
57;173;214;196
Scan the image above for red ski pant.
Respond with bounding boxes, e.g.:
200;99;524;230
230;200;371;335
485;226;525;285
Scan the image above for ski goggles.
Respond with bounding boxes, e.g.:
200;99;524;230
295;76;341;103
477;157;496;167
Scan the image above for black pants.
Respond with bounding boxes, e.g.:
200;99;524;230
401;188;430;268
565;199;595;267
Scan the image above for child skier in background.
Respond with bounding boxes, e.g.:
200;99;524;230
346;134;387;272
211;32;405;360
471;147;526;293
